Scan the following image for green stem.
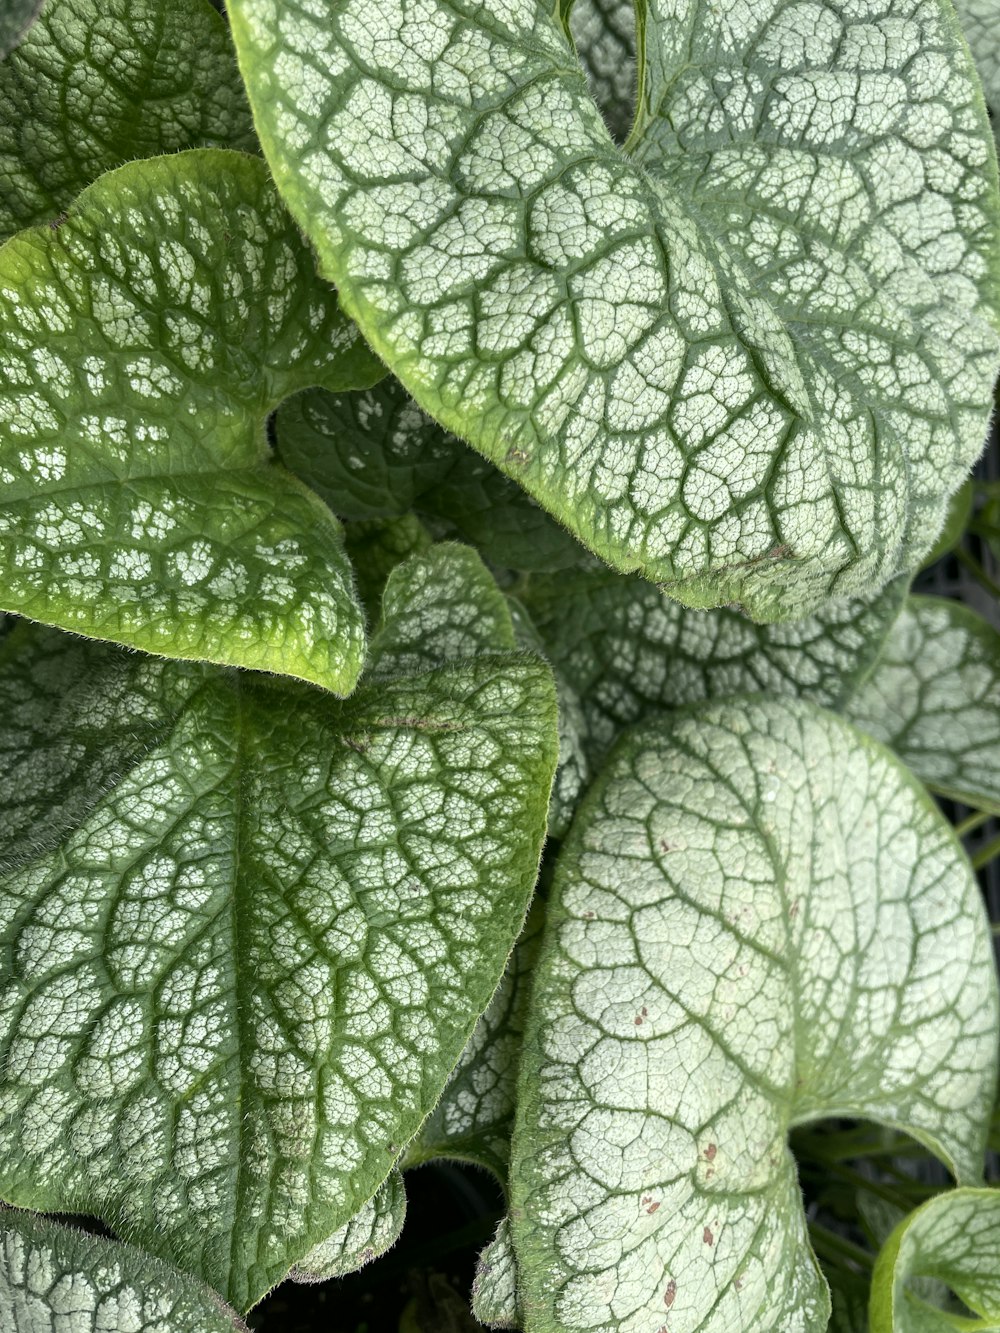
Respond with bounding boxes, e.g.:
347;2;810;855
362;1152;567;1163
956;810;992;838
808;1223;875;1272
972;833;1000;871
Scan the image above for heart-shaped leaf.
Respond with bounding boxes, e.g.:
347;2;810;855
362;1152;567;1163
0;0;41;59
845;596;1000;815
0;0;257;240
228;0;1000;620
517;567;907;775
0;149;384;693
871;1189;1000;1331
511;699;998;1332
0;1208;247;1332
277;378;586;573
290;1170;406;1284
0;555;558;1308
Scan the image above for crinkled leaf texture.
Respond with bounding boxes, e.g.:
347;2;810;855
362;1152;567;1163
229;0;1000;621
845;596;1000;815
511;698;998;1333
0;1207;247;1333
956;1;1000;127
277;378;586;573
408;902;543;1183
290;1170;406;1284
0;0;41;58
0;559;558;1309
871;1188;1000;1332
473;1217;522;1330
0;149;384;693
517;568;907;775
0;0;257;240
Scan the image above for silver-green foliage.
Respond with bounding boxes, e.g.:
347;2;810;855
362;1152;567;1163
0;548;559;1310
0;149;383;693
511;699;998;1331
229;0;1000;621
0;1208;247;1333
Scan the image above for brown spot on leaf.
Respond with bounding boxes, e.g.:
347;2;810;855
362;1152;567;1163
646;1201;661;1215
703;1227;714;1246
659;839;673;853
734;1275;744;1292
582;910;595;919
663;1280;676;1308
704;1143;717;1162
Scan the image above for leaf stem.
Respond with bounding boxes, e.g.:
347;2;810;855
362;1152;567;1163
808;1223;875;1272
955;810;992;838
972;834;1000;871
955;548;1000;601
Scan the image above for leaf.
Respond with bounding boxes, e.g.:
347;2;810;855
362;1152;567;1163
0;0;41;59
920;482;974;570
0;1207;247;1333
826;1269;871;1333
517;568;907;775
956;1;1000;130
844;596;1000;816
0;0;257;240
228;0;1000;621
277;379;586;573
290;1170;406;1284
569;0;636;142
510;698;998;1332
368;542;517;677
407;903;543;1184
472;1218;523;1331
0;149;384;694
344;515;434;621
871;1189;1000;1332
0;581;558;1308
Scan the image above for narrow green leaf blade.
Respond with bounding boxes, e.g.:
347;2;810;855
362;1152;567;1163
0;603;558;1306
871;1189;1000;1332
517;568;907;775
844;596;1000;816
511;699;998;1332
228;0;1000;620
0;1208;247;1333
0;149;383;692
0;0;257;240
290;1170;406;1284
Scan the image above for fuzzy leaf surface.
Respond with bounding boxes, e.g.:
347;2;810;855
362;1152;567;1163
956;1;1000;125
0;1208;247;1333
0;594;557;1307
511;699;998;1332
473;1218;522;1330
845;596;1000;815
277;379;585;572
0;0;257;240
871;1189;1000;1331
517;568;907;774
0;150;383;692
228;0;1000;620
290;1170;406;1284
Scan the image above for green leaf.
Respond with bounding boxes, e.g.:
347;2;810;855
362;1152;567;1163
0;1207;247;1332
368;542;517;677
956;1;1000;129
517;568;907;775
290;1170;406;1284
569;0;636;142
0;590;558;1307
277;379;586;573
0;149;384;693
344;515;434;621
472;1218;522;1331
920;482;975;570
0;0;257;240
510;699;998;1332
871;1189;1000;1332
228;0;1000;621
826;1269;871;1333
407;903;543;1184
844;596;1000;816
0;0;41;59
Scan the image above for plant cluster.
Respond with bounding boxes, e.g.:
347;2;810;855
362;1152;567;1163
0;1;1000;1330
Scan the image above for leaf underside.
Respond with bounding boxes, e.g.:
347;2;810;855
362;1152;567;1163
0;0;257;241
0;1207;248;1333
0;551;558;1309
229;0;1000;621
511;698;998;1332
0;148;384;693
